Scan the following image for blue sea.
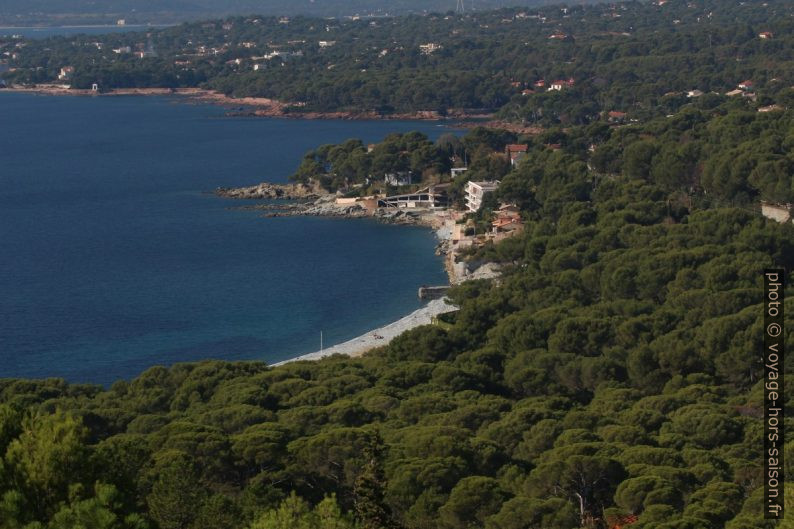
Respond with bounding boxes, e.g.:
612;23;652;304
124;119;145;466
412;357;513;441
0;93;452;385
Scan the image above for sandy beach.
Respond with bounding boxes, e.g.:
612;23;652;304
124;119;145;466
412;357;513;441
252;203;501;366
274;298;457;365
261;206;466;366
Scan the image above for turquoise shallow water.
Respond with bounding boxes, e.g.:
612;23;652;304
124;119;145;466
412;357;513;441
0;93;452;385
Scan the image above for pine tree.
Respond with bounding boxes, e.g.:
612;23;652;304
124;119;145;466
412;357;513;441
353;430;398;529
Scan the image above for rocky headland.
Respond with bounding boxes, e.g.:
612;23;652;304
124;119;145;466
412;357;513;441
214;181;321;200
229;194;438;226
3;85;488;123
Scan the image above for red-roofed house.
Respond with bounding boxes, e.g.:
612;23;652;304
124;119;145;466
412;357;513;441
759;31;773;39
607;110;627;122
548;78;575;91
505;144;528;166
492;205;524;236
492;217;520;232
738;80;754;90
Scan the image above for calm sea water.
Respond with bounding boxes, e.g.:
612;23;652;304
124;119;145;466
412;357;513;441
0;93;452;385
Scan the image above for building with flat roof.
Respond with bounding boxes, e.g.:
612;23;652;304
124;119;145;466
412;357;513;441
465;181;500;212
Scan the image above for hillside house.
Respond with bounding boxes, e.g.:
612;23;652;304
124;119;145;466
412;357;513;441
491;204;524;239
419;43;443;54
548;78;575;91
465;181;500;212
379;184;449;209
384;172;414;186
492;216;523;235
505;144;528;166
57;66;74;81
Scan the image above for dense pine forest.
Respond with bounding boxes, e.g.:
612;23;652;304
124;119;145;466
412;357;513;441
3;0;794;124
1;94;793;528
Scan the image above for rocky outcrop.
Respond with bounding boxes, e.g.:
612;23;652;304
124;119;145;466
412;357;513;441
450;260;502;284
254;195;369;217
215;182;322;200
232;195;435;227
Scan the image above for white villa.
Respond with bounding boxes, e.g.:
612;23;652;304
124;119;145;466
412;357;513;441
465;181;500;212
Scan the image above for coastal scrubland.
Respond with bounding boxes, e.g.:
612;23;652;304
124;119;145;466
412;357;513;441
1;96;792;529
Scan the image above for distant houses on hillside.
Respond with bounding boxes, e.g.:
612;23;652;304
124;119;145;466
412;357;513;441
548;78;575;91
419;43;443;54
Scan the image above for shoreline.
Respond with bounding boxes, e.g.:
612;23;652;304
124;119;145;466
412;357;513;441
1;85;495;122
274;298;458;365
221;192;469;366
219;189;501;286
221;192;462;283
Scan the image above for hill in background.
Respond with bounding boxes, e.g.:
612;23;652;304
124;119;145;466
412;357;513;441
0;0;607;26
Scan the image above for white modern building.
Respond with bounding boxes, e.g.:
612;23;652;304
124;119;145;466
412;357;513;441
465;180;500;212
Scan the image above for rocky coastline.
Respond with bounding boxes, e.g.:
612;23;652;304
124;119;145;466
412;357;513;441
2;84;491;122
218;187;500;285
215;181;501;364
214;181;321;200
